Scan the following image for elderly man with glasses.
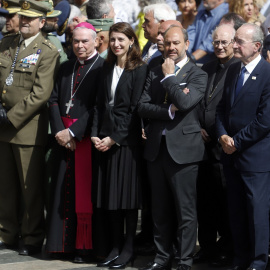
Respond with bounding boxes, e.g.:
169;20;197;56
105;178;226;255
195;23;238;267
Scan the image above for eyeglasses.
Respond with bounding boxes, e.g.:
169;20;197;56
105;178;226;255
232;39;259;46
212;40;233;48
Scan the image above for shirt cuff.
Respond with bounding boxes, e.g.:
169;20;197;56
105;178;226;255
68;128;75;137
160;73;175;83
168;104;175;119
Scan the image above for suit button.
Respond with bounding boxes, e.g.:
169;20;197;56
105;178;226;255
2;90;6;94
2;103;5;106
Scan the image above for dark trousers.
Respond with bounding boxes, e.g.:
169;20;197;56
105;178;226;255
147;139;198;267
223;159;270;270
197;158;231;254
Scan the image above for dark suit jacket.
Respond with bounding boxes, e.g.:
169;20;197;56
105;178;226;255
138;58;207;164
216;57;270;172
91;62;148;146
200;57;239;160
142;41;162;64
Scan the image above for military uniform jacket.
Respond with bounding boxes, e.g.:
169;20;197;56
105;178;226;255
0;33;60;145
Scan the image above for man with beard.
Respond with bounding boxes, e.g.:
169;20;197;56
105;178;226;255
41;0;68;64
46;22;104;263
138;26;207;270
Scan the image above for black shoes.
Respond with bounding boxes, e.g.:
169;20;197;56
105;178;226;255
109;255;136;269
18;245;41;256
73;255;85;263
139;262;171;270
176;264;191;270
210;254;232;267
193;249;211;263
97;255;119;267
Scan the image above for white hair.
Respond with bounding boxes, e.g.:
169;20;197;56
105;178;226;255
68;5;83;24
143;3;176;22
73;27;97;40
212;24;236;40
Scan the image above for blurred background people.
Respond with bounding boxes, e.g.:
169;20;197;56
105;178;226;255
219;12;246;30
187;0;229;64
1;0;20;36
87;18;114;58
86;0;115;20
176;0;201;29
141;3;176;64
229;0;262;25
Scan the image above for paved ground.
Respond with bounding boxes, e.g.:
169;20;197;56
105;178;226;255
1;244;270;270
0;245;230;270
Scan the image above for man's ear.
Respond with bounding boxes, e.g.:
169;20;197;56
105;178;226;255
99;33;105;43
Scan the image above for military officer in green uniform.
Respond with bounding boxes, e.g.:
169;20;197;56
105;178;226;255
0;0;60;256
87;18;113;59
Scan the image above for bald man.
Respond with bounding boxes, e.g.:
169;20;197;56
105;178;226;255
138;26;207;270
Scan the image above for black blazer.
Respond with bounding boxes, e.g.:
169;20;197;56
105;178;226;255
199;57;239;160
91;62;148;146
138;59;208;164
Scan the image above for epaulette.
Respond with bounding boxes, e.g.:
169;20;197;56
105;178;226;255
2;32;20;39
43;39;57;50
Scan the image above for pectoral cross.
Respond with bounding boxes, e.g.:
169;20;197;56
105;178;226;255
65;99;74;114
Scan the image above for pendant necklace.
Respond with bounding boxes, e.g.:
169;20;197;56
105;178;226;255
65;55;99;114
5;42;21;86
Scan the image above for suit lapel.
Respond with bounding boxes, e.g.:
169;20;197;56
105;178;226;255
232;59;263;107
106;65;114;101
230;63;241;107
175;59;192;84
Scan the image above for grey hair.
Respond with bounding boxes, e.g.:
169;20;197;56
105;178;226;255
242;23;264;46
68;5;82;24
86;0;111;19
143;3;176;22
212;24;236;40
73;27;97;40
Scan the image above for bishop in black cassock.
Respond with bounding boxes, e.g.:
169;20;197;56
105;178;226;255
46;22;104;257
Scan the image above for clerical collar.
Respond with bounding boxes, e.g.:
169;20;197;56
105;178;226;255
78;50;97;65
19;32;40;48
219;56;235;69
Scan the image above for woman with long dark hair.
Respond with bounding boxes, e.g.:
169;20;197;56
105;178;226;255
91;22;147;269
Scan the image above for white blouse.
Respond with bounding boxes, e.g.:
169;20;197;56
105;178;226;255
109;64;124;106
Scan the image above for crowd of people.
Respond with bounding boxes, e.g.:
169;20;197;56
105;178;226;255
0;0;270;270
